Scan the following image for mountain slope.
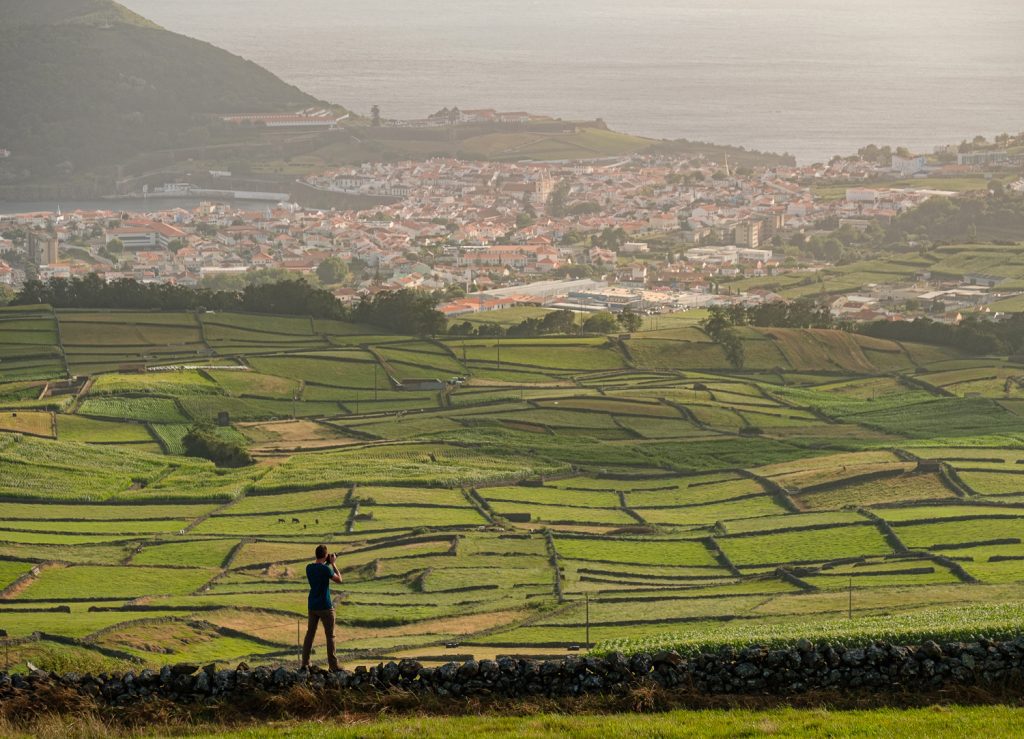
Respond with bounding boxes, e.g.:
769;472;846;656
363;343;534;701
0;0;159;28
0;0;323;175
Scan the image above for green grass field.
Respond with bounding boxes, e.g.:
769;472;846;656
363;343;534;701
6;706;1024;738
0;307;1022;673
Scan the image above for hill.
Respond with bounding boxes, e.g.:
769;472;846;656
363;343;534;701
0;0;158;28
0;0;319;181
0;305;1022;675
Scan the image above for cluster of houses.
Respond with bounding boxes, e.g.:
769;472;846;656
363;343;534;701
0;148;1019;323
829;282;997;324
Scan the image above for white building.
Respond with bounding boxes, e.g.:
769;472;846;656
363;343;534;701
846;188;880;203
684;245;773;264
891;155;927;177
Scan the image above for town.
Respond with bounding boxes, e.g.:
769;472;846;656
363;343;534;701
3;144;1024;324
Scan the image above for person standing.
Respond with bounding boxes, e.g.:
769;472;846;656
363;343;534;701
301;544;342;671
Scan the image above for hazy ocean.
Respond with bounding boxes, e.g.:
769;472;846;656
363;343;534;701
122;0;1024;163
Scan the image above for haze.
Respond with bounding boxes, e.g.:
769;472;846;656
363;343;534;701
120;0;1024;162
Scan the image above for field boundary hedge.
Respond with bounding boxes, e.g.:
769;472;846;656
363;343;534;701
544;530;564;603
702;537;741;576
739;470;800;513
857;509;911;554
797;467;907;495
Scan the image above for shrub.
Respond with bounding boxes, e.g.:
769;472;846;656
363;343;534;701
182;425;253;468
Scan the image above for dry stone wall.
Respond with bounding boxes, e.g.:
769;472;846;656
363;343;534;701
2;636;1023;705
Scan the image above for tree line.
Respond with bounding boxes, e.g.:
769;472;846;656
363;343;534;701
448;308;642;338
701;298;1024;361
700;299;844;370
11;275;446;335
858;315;1024;357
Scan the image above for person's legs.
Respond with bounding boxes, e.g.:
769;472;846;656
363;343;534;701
300;611;320;667
321;609;339;670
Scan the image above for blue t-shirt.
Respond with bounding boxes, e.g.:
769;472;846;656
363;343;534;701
306;562;334;611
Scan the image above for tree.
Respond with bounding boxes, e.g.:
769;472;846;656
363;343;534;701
165;238;185;253
349;256;369;278
105;237;124;255
719;328;745;369
595;227;627;250
183;426;252;468
539;309;576;335
448;321;475;336
476;322;505;337
582;312;619;334
700;305;731;341
506;318;541;337
617;308;642;333
316;256;348;285
546;180;571;217
352;289;446;336
371;105;381;127
0;284;14;306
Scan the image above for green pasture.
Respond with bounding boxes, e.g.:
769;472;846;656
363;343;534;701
1;308;1024;669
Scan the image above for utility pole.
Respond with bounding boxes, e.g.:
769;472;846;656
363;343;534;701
497;337;501;370
374;363;379;401
848;577;853;620
585;593;591;648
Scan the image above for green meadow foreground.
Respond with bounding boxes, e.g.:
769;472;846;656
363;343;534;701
4;706;1023;738
1;305;1023;673
196;707;1024;738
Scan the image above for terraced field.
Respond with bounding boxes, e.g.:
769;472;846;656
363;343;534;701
0;306;1022;672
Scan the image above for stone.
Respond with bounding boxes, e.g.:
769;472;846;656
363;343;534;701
652;650;682;666
735;662;760;680
921;641;943;660
170;664;199;677
272;667;291;687
841;648;865;666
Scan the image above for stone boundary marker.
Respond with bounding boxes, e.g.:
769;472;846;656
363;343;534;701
1;637;1023;705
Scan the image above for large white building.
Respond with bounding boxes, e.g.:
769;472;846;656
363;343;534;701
684;245;773;264
105;222;187;251
891;155;927;177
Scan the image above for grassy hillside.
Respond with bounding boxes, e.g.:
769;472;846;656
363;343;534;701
459;127;656;161
0;0;319;175
0;0;159;28
0;306;1022;673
